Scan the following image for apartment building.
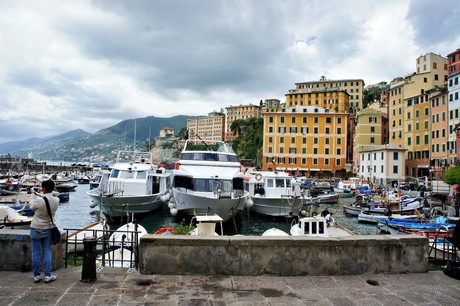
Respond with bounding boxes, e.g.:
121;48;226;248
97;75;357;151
262;105;348;175
225;104;262;142
389;78;405;147
353;102;388;172
429;88;449;179
288;77;364;113
403;53;448;177
448;49;460;162
358;145;406;187
186;111;225;141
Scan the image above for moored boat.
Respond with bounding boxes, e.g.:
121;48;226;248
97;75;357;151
87;150;172;218
244;171;311;217
0;205;33;229
168;139;252;222
290;216;354;237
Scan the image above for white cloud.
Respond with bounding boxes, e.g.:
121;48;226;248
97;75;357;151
0;0;458;144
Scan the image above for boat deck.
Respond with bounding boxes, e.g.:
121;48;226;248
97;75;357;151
327;224;355;237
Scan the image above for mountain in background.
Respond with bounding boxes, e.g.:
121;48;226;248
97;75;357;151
0;115;192;163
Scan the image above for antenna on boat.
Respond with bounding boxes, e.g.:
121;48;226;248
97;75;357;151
133;120;137;151
193;133;212;151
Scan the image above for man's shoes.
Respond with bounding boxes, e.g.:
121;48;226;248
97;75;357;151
44;275;57;283
33;276;41;283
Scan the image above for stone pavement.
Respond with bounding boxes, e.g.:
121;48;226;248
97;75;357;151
0;267;459;305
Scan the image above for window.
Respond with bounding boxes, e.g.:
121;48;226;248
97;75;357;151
269;126;273;133
313;158;318;165
370;126;375;133
280;117;285;123
313;148;318;154
337;128;342;134
280;137;284;143
393;152;398;160
314;127;318;134
370;137;375;143
325;127;330;134
291;137;295;143
269;117;274;123
325;138;330;144
268;137;273;143
325;148;329;154
393;165;398;174
291;117;296;123
314;117;319;123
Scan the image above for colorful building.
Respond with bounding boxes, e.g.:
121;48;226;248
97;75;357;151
225;104;262;142
262;105;348;176
187;111;225;141
429;88;449;179
448;48;460;164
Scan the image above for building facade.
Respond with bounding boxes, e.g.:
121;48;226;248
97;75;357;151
225;104;262;142
358;145;406;187
262;105;348;176
187;112;225;141
448;49;460;163
429;89;449;179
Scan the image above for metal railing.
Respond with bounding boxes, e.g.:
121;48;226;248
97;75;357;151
63;223;142;269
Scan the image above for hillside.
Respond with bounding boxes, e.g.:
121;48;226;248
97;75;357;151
0;115;192;163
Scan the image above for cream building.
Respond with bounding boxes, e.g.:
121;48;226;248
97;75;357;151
225;104;262;142
358;145;406;187
187;111;225;141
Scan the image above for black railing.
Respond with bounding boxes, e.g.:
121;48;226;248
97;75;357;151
63;223;142;270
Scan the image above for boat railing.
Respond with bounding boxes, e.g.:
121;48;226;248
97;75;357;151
63;225;142;270
428;226;459;263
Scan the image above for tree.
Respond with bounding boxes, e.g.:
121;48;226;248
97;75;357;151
363;82;390;108
231;117;263;167
443;166;460;185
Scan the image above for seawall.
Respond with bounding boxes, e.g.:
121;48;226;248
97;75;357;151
0;229;66;272
139;235;429;275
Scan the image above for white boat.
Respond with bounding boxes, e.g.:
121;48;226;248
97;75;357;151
87;150;172;218
98;222;148;268
0;205;33;229
66;220;109;252
261;228;290;236
189;214;224;236
333;180;352;193
168;139;252;222
357;211;418;224
290;216;354;237
244;171;311;217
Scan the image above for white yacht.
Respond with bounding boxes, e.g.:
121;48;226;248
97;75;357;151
87;150;171;218
168;139;251;222
244;171;313;217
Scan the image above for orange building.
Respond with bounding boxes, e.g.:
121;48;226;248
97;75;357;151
225;104;262;142
262;105;348;176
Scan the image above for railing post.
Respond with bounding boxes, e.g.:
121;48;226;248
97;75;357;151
81;236;98;283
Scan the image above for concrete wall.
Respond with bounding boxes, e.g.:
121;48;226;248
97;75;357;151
0;229;66;272
139;235;429;276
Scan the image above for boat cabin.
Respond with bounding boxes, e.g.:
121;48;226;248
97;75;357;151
191;215;224;236
291;217;328;237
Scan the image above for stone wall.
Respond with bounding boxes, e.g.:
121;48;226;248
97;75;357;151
139;235;429;275
0;229;66;272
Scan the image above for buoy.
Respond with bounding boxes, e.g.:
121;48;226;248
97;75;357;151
170;208;178;216
245;198;253;208
89;202;97;209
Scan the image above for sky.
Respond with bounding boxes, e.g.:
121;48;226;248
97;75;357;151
1;0;459;144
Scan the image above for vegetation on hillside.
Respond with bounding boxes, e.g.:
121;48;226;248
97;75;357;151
363;81;390;108
230;117;264;167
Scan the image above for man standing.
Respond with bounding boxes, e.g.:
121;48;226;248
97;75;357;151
29;179;59;283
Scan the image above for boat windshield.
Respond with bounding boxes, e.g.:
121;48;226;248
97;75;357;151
181;152;239;162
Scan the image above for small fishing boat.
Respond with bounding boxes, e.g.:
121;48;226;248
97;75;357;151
189;215;224;236
261;228;290;236
290;216;353;237
0;205;33;229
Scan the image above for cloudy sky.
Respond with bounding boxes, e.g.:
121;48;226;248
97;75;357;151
1;0;459;144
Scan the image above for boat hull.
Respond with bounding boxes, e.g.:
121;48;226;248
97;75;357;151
250;196;305;217
172;189;249;222
87;192;164;217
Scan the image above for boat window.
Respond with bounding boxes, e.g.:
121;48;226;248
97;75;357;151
311;222;317;234
119;170;134;179
233;177;244;190
275;179;285;188
110;169;119;178
286;179;291;188
266;179;274;188
174;176;193;189
136;171;147;180
195;179;207;191
303;222;310;235
181;153;192;160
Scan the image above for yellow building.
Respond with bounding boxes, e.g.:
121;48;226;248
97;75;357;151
389;77;405;147
353;103;388;173
262;105;348;175
288;78;364;113
187;111;225;141
404;53;448;177
225;104;262;142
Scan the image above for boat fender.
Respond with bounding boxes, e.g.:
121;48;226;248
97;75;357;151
170;208;178;216
255;173;262;181
245;198;254;208
168;202;175;209
160;194;170;203
89;202;97;209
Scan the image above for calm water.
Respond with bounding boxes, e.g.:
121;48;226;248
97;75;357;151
55;185;377;235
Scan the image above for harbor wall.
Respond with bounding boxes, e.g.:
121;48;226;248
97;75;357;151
0;229;66;272
139;235;429;275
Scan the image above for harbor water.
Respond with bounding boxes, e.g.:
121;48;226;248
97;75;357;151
56;184;377;235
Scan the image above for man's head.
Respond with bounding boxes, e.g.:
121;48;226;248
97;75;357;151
42;180;55;192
